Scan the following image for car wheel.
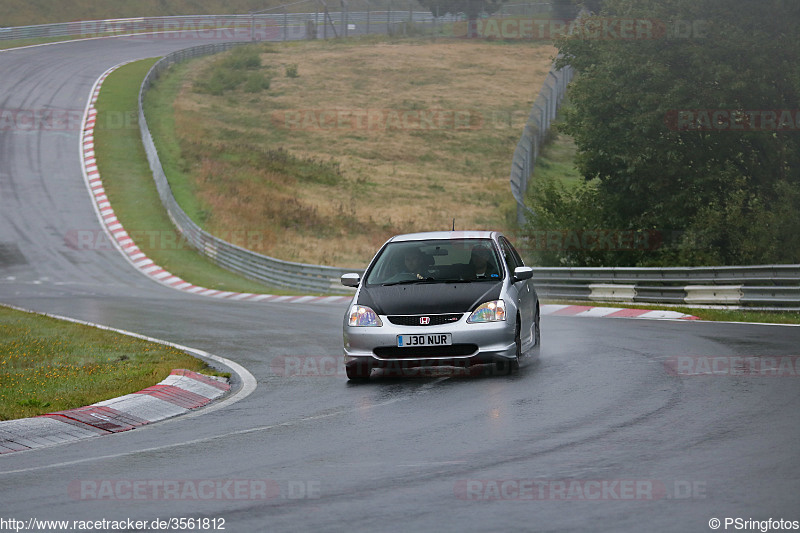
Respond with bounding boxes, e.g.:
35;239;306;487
533;305;541;349
346;363;371;381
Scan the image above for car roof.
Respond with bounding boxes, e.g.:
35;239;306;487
388;231;499;242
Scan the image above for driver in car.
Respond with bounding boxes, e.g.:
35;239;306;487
403;248;429;279
468;245;499;279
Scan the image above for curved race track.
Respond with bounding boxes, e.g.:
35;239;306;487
1;36;799;533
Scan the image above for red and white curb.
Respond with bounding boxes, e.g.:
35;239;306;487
541;304;698;320
0;305;257;456
79;63;351;306
0;369;229;455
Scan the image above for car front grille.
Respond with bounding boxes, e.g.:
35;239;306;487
373;344;478;359
386;314;463;327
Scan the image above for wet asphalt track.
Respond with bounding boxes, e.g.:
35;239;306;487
1;35;799;533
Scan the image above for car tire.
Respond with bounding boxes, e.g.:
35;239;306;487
346;363;371;381
533;304;541;349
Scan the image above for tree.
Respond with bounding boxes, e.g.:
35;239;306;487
552;0;580;19
528;0;800;266
576;0;606;14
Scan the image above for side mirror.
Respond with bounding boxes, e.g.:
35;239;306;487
512;266;533;283
340;273;361;288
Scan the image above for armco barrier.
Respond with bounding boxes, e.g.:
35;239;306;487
509;62;573;225
0;11;462;43
533;265;800;308
138;43;359;294
507;8;588;225
0;4;553;43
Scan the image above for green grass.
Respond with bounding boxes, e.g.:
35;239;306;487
138;60;208;226
544;300;800;325
94;58;292;294
0;305;225;420
531;117;584;190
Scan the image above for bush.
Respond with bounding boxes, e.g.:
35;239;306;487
225;46;262;70
285;63;299;78
195;68;246;96
243;72;271;93
194;46;268;95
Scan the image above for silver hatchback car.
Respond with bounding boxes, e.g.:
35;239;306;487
341;231;540;380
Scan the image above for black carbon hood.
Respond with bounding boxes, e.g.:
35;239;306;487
357;282;502;315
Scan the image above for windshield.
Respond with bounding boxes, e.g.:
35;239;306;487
364;239;503;286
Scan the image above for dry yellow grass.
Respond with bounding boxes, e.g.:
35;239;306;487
169;38;556;268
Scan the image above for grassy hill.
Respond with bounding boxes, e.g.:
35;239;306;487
144;38;556;268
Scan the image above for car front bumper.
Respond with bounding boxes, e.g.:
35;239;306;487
343;314;517;370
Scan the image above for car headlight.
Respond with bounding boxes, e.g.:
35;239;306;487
348;305;383;327
468;300;506;323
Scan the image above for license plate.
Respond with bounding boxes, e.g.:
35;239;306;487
397;333;452;347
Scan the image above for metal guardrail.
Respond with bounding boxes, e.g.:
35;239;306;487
138;43;361;294
533;265;800;308
508;63;574;225
0;11;457;43
0;4;554;42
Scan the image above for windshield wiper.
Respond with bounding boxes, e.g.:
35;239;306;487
382;277;500;286
381;278;437;286
432;277;501;283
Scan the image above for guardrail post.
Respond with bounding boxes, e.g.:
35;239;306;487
342;0;347;37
